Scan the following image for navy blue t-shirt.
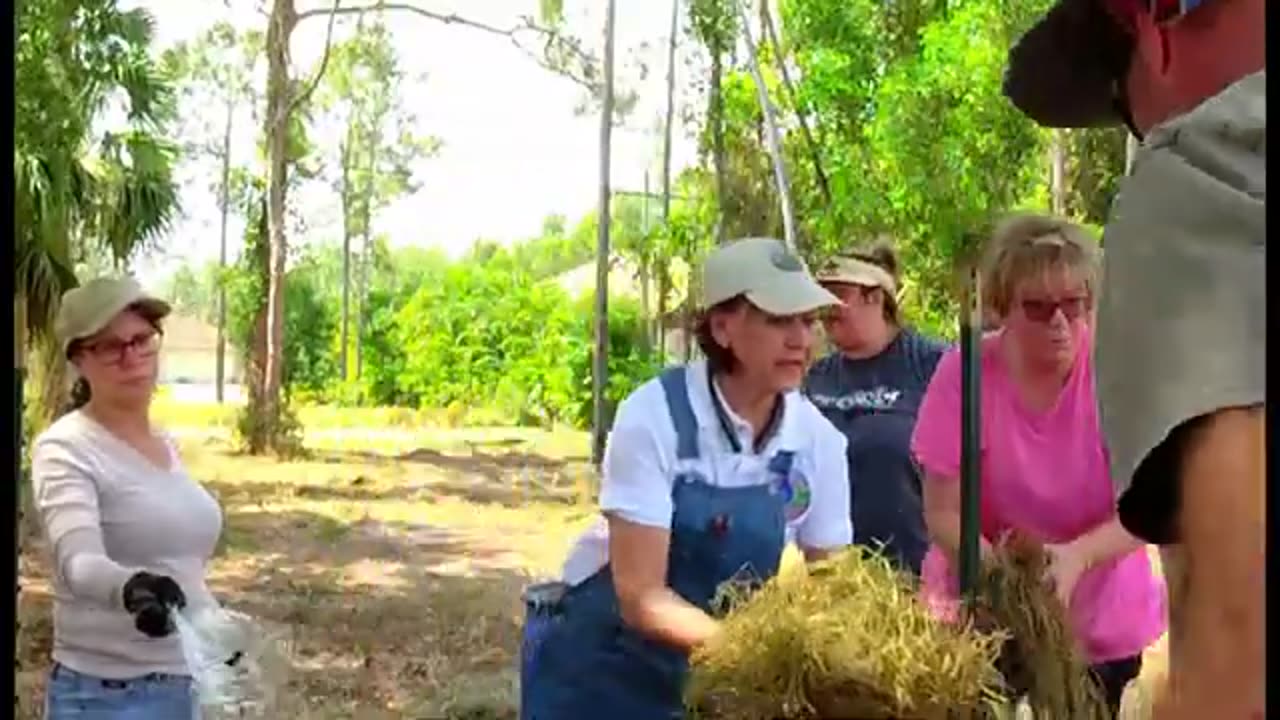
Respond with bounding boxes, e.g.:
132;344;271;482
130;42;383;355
804;329;949;576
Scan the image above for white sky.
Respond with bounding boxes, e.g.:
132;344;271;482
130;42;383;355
129;0;703;286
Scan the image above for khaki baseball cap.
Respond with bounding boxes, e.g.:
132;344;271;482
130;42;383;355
816;256;898;296
55;277;171;356
702;237;840;315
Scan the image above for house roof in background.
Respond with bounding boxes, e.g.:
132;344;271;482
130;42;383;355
552;254;692;305
162;312;219;352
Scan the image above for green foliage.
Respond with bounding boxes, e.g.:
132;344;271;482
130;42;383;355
163;261;221;324
16;0;180;347
162;20;263;159
673;0;1126;332
689;0;739;55
377;261;658;429
282;256;341;397
224;187;268;367
225;229;339;400
178;197;660;432
1065;128;1129;225
233;398;306;458
315;19;440;236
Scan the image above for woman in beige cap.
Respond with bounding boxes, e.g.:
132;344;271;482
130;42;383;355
520;237;852;719
31;277;223;718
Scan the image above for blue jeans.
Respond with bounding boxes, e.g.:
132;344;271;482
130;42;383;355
45;662;198;719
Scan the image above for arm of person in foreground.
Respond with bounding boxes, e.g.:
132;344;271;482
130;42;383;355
1042;513;1145;608
1057;516;1145;568
608;516;722;652
1159;407;1265;719
32;437;137;609
795;422;852;563
599;398;720;652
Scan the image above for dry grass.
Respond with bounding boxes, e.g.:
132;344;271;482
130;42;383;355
17;424;597;719
16;405;1171;718
765;551;1170;720
688;548;1008;720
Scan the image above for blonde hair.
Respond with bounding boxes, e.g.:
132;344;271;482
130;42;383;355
981;214;1099;317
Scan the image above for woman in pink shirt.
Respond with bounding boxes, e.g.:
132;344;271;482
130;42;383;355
911;214;1166;716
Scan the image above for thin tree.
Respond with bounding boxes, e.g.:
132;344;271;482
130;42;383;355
736;0;796;250
1050;129;1068;215
658;0;681;357
759;1;831;208
251;0;616;452
592;0;618;466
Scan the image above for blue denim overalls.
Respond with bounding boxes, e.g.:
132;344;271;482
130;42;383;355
519;366;792;720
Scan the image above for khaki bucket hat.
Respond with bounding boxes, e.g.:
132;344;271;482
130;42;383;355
702;238;840;316
55;277;171;357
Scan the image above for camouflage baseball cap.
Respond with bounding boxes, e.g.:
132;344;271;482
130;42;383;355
55;277;171;356
1003;0;1209;128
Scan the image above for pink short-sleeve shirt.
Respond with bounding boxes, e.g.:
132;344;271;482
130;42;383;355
910;330;1166;663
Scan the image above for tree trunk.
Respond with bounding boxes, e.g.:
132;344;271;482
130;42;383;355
244;195;271;453
339;136;352;382
710;50;728;245
639;171;652;349
1050;129;1067;215
694;25;724;361
260;0;298;451
215;98;234;404
356;211;370;381
355;125;380;383
737;0;796;250
658;0;679;361
591;0;617;467
30;341;67;431
761;0;831;208
683;258;698;363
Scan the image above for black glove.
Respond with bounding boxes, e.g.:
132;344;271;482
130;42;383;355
122;572;186;639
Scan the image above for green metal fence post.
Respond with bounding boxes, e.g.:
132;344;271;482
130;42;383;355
958;265;983;607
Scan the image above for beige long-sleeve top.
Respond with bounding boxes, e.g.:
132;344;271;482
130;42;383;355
31;410;223;679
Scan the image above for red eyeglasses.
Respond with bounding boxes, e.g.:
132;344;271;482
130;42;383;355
1019;296;1091;324
79;329;163;366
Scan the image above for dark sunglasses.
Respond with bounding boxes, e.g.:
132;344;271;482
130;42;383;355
79;329;162;366
1020;296;1091;324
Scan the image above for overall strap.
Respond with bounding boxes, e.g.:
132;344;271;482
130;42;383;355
658;366;700;461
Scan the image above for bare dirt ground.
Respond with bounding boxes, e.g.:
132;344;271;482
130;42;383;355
15;424;1167;718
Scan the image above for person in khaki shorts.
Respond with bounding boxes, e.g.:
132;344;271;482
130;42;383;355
1001;0;1264;718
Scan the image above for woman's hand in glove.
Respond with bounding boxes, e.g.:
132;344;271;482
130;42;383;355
122;572;186;638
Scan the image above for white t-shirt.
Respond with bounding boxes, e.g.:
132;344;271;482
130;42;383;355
31;411;223;679
561;361;853;585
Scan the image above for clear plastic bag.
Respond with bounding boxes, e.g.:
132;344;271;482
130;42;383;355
172;604;291;719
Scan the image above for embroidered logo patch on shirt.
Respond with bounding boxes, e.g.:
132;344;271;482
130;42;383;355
781;471;811;523
767;450;811;522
